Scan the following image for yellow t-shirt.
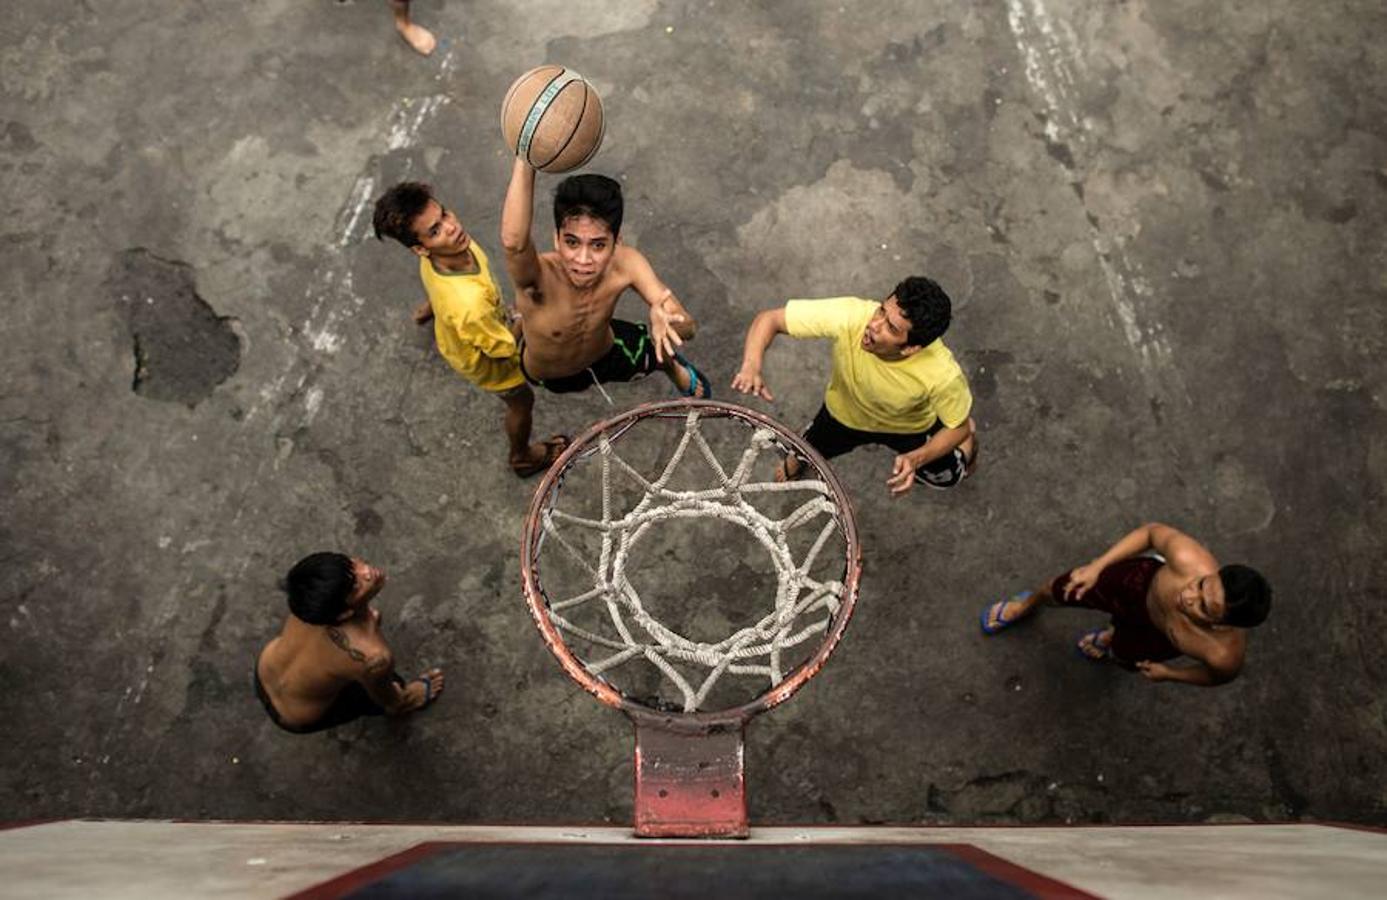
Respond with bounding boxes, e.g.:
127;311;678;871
418;242;525;393
784;297;972;434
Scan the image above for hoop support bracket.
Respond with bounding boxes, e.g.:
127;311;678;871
633;719;748;838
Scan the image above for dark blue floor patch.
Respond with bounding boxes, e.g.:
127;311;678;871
331;843;1085;899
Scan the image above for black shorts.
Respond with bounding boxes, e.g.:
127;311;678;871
521;319;660;394
801;404;969;489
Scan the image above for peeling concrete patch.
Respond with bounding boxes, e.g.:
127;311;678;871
110;249;241;407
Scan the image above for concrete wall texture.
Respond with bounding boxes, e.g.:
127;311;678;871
1;0;1384;825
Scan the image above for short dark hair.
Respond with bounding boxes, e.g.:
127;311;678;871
892;276;952;347
281;552;356;625
372;181;434;248
553;174;623;237
1219;564;1271;628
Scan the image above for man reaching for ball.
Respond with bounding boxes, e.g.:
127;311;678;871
732;277;977;497
500;158;709;399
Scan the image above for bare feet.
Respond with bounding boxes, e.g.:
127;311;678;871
396;20;436;55
410;667;445;711
412;299;434;325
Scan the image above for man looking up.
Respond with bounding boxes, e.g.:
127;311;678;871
500;158;709;399
373;182;567;477
979;522;1272;686
732;277;977;497
255;553;444;733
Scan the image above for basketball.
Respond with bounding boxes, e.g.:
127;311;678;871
501;65;605;173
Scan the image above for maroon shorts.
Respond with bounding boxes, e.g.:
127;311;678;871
1049;557;1180;665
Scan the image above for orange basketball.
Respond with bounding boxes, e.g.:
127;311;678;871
501;65;605;173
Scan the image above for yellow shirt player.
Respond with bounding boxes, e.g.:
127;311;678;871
372;182;567;477
418;241;522;393
732;277;977;497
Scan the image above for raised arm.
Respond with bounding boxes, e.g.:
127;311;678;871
500;157;542;293
621;246;695;363
1067;522;1216;600
731;306;788;402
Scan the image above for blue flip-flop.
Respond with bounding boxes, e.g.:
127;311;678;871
674;354;711;399
414;674;438;707
979;591;1032;635
1075;627;1113;662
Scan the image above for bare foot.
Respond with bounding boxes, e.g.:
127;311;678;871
410;667;445;710
397;21;436;56
412;299;434;324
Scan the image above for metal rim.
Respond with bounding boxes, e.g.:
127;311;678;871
520;398;863;730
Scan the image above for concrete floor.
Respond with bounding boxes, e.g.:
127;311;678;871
2;821;1385;899
1;0;1385;830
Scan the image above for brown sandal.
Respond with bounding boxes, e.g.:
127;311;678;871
512;434;570;479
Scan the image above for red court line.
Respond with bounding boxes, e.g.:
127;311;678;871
0;818;68;832
1316;821;1387;835
285;842;448;900
942;843;1101;899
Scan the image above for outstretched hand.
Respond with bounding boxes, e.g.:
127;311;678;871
648;298;686;364
1064;563;1103;601
887;454;917;496
731;365;774;401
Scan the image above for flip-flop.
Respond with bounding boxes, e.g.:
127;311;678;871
1076;627;1114;662
674;354;711;399
512;434;569;479
979;591;1032;635
413;672;439;708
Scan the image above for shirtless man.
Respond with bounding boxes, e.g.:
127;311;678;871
499;158;710;399
979;523;1272;686
255;553;444;733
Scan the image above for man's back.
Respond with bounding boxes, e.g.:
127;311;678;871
257;614;386;729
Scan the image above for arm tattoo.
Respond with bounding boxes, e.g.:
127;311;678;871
326;627;366;663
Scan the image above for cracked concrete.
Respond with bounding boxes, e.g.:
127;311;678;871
0;0;1384;830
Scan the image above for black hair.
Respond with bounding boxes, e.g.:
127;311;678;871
281;552;356;625
892;276;952;347
372;181;435;248
553;174;623;237
1219;564;1272;628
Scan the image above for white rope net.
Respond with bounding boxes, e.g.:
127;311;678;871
535;408;847;713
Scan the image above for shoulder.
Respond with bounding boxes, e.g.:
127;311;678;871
785;297;874;333
362;648;395;679
1200;639;1245;683
1151;523;1219;575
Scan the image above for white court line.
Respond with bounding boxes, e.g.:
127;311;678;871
1005;0;1175;375
112;49;461;763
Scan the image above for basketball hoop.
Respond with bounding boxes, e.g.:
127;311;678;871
521;399;862;837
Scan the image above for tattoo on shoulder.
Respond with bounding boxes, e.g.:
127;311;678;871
326;627;367;664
